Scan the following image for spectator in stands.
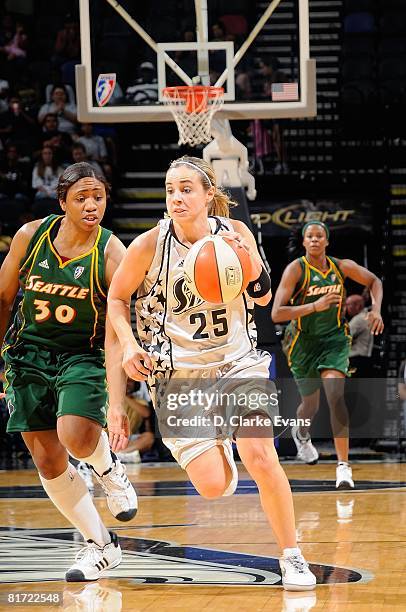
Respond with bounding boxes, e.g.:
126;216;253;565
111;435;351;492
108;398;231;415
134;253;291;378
116;381;154;464
125;62;159;105
0;143;31;203
77;123;108;164
32;145;63;208
0;20;28;61
38;112;72;164
346;293;374;378
52;15;80;69
0;96;38;155
211;21;227;42
38;85;78;135
71;142;105;177
52;15;80;87
0;17;28;84
0;143;30;231
76;123;114;181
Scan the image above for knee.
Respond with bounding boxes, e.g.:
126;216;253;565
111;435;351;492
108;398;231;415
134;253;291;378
58;421;100;458
59;429;97;459
242;444;279;481
195;479;228;499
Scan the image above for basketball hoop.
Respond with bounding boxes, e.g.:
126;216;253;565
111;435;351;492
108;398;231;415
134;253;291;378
162;85;224;147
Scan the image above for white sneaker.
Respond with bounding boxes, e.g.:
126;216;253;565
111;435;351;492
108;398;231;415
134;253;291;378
77;462;94;491
93;453;138;521
116;449;141;464
280;551;317;591
65;531;121;582
336;462;354;489
291;426;319;464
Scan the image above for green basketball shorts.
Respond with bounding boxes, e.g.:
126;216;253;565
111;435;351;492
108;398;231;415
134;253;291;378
283;328;352;397
4;343;107;432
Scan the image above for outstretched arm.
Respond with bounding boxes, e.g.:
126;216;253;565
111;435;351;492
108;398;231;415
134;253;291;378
339;259;384;335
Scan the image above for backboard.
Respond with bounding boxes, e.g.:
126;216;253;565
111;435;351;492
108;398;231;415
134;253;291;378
76;0;316;123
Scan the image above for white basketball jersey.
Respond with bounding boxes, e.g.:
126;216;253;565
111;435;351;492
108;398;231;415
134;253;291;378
135;217;257;371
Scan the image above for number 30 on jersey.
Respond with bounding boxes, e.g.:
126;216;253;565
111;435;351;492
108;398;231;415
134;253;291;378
33;299;76;324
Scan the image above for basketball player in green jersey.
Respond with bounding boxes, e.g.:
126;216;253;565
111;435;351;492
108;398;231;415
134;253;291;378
272;221;383;489
0;162;137;581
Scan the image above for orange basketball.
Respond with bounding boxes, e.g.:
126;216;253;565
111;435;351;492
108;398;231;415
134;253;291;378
183;235;252;304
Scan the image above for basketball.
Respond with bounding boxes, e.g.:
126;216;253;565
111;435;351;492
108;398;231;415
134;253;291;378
183;235;252;304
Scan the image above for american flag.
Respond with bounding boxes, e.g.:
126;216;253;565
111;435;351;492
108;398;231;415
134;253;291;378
271;82;299;101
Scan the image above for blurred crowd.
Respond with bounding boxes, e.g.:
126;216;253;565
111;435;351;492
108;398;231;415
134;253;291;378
0;10;118;249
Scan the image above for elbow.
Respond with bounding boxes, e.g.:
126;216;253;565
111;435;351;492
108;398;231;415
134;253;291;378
370;275;382;289
107;294;128;308
271;306;283;323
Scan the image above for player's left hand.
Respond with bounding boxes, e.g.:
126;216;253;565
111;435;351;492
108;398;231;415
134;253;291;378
107;407;130;452
365;310;384;335
219;231;262;280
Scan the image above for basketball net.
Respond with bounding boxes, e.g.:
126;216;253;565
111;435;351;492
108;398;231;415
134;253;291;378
162;85;224;147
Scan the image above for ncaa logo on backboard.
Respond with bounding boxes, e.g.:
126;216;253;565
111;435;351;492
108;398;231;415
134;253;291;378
95;73;116;107
74;266;85;280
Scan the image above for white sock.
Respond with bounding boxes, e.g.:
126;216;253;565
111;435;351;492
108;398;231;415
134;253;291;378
283;547;302;558
39;463;111;548
76;430;113;476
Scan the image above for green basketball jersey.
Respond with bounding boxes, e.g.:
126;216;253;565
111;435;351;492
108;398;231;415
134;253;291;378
288;255;347;337
3;215;112;353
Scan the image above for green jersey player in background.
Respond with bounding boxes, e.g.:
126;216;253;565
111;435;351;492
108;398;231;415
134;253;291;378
272;221;383;489
0;162;137;581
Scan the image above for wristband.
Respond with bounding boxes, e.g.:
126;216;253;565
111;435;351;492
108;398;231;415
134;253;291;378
246;267;271;298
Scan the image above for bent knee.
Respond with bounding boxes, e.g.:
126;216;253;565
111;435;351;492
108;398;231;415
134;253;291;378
57;416;101;458
62;436;95;458
195;480;228;499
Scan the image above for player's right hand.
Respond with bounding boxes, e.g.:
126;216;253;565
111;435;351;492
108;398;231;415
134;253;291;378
314;293;342;312
122;342;153;381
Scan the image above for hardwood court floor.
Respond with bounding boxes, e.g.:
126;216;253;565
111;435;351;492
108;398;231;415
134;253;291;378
0;461;406;611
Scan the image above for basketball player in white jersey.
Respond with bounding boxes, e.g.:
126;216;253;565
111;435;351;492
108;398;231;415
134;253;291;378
107;155;316;590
